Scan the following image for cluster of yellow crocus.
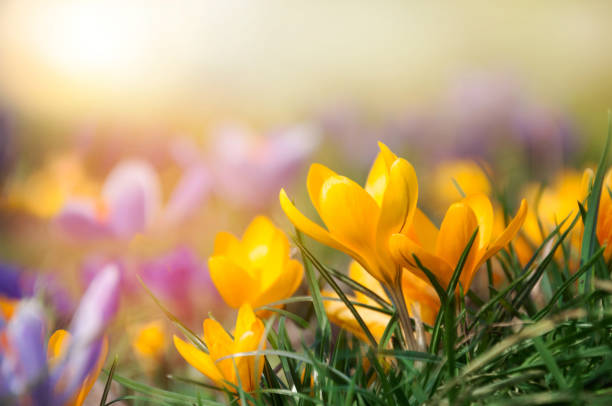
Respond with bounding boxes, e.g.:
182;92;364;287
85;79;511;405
175;142;530;389
280;143;527;348
175;216;300;395
174;304;265;394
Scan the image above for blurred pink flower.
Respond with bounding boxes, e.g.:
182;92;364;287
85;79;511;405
210;123;320;210
139;247;220;321
56;158;211;240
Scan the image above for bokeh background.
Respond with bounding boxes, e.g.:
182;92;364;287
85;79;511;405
0;0;611;386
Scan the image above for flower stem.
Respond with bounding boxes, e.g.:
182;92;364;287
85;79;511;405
388;268;418;352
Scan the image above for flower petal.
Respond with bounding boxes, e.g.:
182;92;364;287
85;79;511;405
462;194;494;250
279;188;345;253
405;209;439;252
390;233;453;288
307;163;341;215
435;202;480;273
480;199;528;265
256;259;304;309
376;157;418;259
208;257;258;308
364;149;389;206
174;335;224;386
316;176;381;268
281;189;379;277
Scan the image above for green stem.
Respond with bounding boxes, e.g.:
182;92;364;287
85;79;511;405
388;268;418;351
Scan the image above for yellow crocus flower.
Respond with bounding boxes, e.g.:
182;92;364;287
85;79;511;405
323;261;439;344
209;216;303;313
132;320;166;361
391;194;527;294
432;160;491;210
280;142;420;348
47;330;109;406
174;304;265;394
597;169;612;262
515;169;592;266
280;142;418;286
4;153;98;218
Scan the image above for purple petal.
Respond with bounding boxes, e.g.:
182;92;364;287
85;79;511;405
102;160;161;237
55;199;111;239
0;263;24;299
70;265;120;345
163;164;212;225
1;301;49;400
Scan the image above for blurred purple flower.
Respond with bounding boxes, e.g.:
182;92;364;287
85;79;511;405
210;123;320;210
0;265;119;405
140;247;218;320
319;73;578;176
0;264;74;321
0;300;49;402
434;73;578;174
56;157;211;240
52;265;119;405
0;263;23;299
56;159;160;239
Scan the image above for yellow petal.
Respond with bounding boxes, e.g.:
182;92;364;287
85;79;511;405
479;199;528;266
390;233;453;288
376;158;418;259
208;256;258;308
463;194;494;250
406;209;439;252
47;329;70;364
581;168;595;202
234;304;258;340
348;261;388;304
68;337;108;406
435;202;480;273
252;227;291;290
401;271;440;326
256;259;304;308
307;163;341;215
364;148;389;206
316;175;380;264
322;290;390;343
213;231;242;256
174;335;224;386
233;304;265;392
377;142;399;168
280;188;382;280
242;216;278;255
279;188;348;254
203;319;235;381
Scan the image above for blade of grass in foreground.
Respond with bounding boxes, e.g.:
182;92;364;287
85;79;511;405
580;111;612;295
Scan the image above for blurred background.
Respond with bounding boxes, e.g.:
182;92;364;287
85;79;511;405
0;0;611;385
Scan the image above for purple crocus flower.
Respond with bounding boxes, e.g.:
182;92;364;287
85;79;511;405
0;265;119;406
51;265;120;405
0;300;49;403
